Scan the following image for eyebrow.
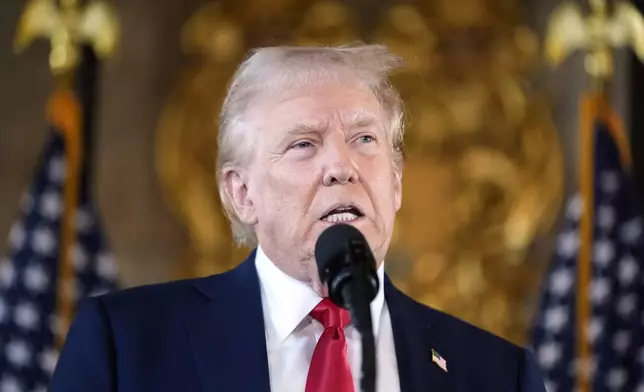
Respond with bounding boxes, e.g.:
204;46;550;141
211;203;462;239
343;113;381;132
283;112;381;136
347;116;377;129
285;122;328;135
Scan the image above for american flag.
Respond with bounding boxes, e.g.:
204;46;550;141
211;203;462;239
431;349;448;372
531;99;644;391
0;124;119;390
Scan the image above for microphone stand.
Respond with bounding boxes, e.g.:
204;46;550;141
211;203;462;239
341;261;377;392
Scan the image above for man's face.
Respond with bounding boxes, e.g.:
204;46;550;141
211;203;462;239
227;82;402;289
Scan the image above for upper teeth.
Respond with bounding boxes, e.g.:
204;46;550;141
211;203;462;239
323;211;359;222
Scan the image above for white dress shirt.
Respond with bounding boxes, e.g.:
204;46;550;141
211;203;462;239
255;245;401;392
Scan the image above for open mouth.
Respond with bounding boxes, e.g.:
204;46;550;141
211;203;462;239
320;205;365;223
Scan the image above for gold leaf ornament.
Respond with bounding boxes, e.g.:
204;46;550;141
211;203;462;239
375;0;563;344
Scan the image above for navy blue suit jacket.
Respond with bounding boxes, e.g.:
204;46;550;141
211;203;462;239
49;251;546;392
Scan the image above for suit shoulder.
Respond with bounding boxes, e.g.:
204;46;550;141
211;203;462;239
436;307;523;353
90;270;231;318
395;288;524;354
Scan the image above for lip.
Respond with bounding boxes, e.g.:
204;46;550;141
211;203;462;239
319;202;365;220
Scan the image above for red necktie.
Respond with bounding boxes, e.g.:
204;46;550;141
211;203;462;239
305;298;355;392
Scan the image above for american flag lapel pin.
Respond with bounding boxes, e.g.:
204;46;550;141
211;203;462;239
431;349;448;372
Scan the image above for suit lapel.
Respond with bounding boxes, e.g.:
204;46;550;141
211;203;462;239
182;251;271;392
385;276;457;392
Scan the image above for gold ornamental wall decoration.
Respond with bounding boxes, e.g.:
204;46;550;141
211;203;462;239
289;1;360;46
155;0;564;344
371;0;564;344
155;2;250;278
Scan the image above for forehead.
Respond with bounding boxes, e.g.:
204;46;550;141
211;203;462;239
249;83;385;130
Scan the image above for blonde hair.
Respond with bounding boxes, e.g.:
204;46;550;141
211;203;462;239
217;44;405;247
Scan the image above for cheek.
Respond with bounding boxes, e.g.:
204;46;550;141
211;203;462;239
266;166;307;197
364;163;399;205
257;164;316;216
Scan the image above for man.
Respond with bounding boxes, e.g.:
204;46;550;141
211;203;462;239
50;45;546;392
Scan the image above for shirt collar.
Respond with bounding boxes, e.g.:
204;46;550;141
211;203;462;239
255;245;386;344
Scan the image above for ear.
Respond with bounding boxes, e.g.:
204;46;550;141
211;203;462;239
393;169;402;211
221;166;258;225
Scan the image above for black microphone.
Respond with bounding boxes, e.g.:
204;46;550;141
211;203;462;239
315;223;379;392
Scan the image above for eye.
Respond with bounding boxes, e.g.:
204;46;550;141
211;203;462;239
356;135;375;144
290;140;314;149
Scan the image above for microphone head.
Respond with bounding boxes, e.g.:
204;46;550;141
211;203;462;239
315;223;378;307
315;223;367;279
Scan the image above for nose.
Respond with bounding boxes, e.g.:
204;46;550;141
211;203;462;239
322;138;359;186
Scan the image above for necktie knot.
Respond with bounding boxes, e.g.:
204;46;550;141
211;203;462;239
310;298;351;329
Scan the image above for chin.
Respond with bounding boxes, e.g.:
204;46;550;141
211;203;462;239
314;282;330;298
303;262;328;296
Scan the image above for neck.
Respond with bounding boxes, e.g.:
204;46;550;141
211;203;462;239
257;243;327;295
